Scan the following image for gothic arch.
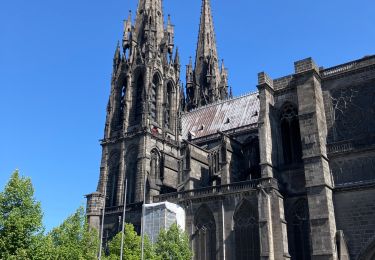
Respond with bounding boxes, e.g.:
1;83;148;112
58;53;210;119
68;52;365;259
233;199;260;260
241;137;261;181
150;73;162;123
194;204;216;260
125;147;138;204
110;75;127;131
150;148;163;181
183;145;191;170
133;70;145;125
280;102;303;165
164;80;176;129
288;199;311;260
357;236;375;260
106;151;121;207
118;76;127;128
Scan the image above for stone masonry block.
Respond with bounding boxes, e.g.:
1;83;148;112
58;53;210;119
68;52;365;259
258;72;274;88
294;57;319;74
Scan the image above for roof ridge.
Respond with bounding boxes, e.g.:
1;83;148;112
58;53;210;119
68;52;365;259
184;90;259;114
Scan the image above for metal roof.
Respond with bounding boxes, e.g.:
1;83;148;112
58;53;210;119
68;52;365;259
181;92;260;139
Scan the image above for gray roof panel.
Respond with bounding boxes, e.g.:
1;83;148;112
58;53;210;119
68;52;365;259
181;92;260;139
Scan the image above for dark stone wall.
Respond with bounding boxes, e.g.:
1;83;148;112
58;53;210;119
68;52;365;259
323;68;375;186
330;152;375;186
334;186;375;259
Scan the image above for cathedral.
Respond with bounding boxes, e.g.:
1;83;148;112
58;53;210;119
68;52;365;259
86;0;375;259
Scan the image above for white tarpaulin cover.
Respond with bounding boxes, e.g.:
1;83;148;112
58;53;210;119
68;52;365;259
143;201;185;243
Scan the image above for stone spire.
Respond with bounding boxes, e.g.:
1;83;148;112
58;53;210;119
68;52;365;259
195;0;219;79
113;41;121;72
186;0;228;111
134;0;165;47
123;11;132;48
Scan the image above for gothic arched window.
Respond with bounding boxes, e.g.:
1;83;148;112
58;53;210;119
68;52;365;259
111;81;126;131
125;148;137;204
280;103;303;165
288;199;311;260
233;200;260;260
195;205;216;260
241;138;261;181
118;81;126;127
165;82;174;129
135;74;144;124
106;152;120;207
150;74;159;122
150;149;163;181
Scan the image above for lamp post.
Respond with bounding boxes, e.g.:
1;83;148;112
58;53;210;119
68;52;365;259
120;179;128;260
140;173;148;260
98;183;107;260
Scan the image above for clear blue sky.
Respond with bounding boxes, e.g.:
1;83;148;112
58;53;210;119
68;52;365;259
1;0;374;231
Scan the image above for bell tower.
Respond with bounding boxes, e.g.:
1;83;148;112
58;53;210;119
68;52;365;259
86;0;181;235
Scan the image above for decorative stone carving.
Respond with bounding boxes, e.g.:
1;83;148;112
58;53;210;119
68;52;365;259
330;84;375;142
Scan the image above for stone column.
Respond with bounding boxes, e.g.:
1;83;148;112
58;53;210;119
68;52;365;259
220;134;230;185
270;191;291;260
116;141;126;206
86;192;105;231
97;145;109;194
135;136;147;203
258;188;275;260
257;72;276;178
123;74;132;130
295;58;338;260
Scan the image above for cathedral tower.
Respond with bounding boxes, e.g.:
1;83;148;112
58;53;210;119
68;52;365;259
86;0;182;235
186;0;229;111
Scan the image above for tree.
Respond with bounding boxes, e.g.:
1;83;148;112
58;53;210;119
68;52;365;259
48;206;99;260
154;223;192;260
104;223;155;260
0;170;44;259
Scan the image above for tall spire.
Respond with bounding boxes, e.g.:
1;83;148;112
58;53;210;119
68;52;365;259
195;0;219;73
186;0;228;111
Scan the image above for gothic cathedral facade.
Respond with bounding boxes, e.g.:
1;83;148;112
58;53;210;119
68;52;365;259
86;0;375;259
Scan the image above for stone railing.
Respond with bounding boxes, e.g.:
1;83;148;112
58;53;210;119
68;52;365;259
154;177;278;203
104;202;142;214
321;55;375;78
327;141;354;154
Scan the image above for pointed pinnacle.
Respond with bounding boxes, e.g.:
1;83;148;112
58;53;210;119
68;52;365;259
174;47;180;64
115;41;120;55
167;14;172;25
221;59;225;72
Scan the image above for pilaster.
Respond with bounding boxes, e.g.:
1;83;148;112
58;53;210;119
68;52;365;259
270;191;291;260
257;72;276;178
116;141;126;206
258;188;275;260
295;58;338;260
220;134;230;185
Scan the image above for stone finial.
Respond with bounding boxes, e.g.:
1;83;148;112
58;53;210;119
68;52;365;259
174;47;180;65
294;57;319;74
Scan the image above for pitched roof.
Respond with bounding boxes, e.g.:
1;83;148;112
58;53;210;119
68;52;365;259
182;92;260;139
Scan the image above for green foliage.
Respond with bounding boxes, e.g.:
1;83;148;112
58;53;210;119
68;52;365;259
105;223;192;260
0;171;192;260
0;170;44;259
48;206;99;260
154;223;192;260
104;223;155;260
